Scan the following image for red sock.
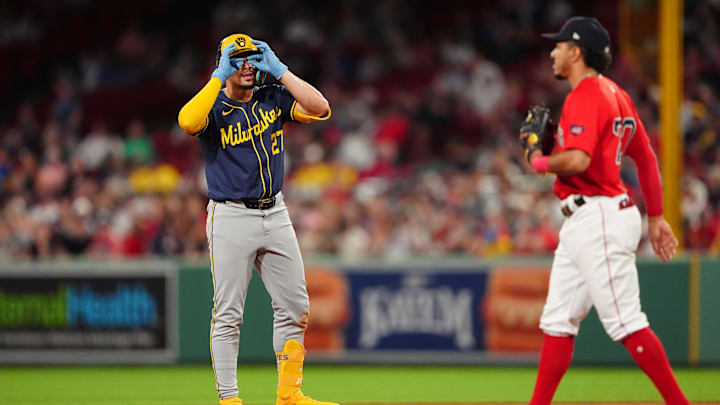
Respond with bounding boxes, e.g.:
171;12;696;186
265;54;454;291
623;327;689;405
530;334;574;405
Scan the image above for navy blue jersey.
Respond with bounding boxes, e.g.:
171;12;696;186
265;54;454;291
197;85;297;200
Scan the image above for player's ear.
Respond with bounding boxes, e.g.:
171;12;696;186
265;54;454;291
570;45;583;63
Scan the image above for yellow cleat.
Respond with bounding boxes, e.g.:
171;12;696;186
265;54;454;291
276;387;339;405
275;339;339;405
220;397;242;405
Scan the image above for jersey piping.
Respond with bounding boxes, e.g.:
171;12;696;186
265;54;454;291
208;201;220;393
252;100;273;197
237;105;267;198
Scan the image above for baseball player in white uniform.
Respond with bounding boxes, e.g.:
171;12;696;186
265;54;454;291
520;17;689;405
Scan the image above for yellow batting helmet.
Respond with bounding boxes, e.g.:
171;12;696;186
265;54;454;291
215;33;267;85
216;33;262;66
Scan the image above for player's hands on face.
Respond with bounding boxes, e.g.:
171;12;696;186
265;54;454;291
247;40;288;80
648;216;679;263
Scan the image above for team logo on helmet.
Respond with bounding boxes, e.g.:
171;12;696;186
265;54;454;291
215;33;268;86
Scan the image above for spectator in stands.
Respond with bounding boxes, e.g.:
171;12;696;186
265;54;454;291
0;0;718;259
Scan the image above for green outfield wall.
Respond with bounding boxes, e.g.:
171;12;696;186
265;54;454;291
178;264;274;363
174;257;719;366
700;258;720;364
0;257;717;366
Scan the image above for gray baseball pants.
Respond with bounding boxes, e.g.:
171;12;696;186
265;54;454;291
205;193;310;400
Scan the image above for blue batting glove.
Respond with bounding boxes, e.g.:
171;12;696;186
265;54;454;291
212;43;239;83
247;40;288;80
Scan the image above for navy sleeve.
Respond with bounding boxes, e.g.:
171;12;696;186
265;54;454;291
274;85;298;124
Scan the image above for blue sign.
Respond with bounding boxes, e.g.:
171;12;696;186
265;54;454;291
345;271;488;351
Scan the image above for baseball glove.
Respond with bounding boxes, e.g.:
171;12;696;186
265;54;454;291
519;106;555;161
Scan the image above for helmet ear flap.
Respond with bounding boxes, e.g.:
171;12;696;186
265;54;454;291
216;42;222;67
255;71;268;86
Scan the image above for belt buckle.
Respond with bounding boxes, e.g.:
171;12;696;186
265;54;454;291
242;196;276;209
561;195;585;217
258;196;275;209
561;205;573;217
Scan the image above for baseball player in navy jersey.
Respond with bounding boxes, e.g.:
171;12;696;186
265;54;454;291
178;34;335;405
520;17;689;404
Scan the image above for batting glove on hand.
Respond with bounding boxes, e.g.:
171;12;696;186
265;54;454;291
212;42;239;83
247;40;288;80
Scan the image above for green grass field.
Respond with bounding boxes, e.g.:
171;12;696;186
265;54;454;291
1;365;719;404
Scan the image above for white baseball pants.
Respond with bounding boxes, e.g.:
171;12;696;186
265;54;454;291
205;193;310;399
540;193;650;342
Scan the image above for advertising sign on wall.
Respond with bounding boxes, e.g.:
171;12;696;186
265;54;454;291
0;263;177;364
346;271;487;351
304;265;549;364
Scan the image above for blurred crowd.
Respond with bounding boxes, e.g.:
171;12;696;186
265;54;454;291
1;0;719;260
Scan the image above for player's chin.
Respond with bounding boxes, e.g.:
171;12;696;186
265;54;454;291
239;76;255;87
551;64;564;80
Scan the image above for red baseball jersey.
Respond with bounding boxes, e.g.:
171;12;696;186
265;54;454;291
553;75;652;200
